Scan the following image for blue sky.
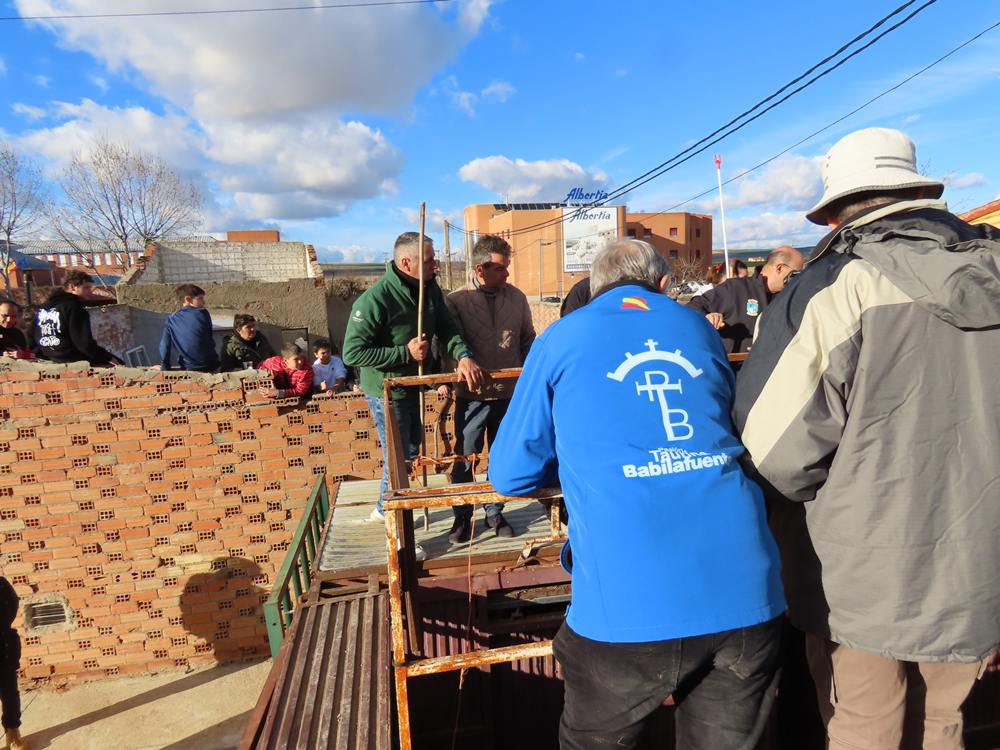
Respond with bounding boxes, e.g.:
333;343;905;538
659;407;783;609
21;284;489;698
1;0;998;261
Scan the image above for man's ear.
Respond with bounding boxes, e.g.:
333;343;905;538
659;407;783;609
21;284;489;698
657;274;671;292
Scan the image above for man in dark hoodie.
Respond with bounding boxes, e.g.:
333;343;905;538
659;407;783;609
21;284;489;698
35;270;121;366
734;127;1000;750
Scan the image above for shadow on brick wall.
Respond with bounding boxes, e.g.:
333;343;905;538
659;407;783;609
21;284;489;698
179;558;266;662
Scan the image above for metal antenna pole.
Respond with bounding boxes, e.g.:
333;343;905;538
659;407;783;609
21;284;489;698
715;154;731;279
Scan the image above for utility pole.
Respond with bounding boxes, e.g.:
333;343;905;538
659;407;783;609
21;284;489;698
537;238;543;302
444;220;453;290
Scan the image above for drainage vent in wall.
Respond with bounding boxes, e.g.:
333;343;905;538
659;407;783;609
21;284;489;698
26;602;69;629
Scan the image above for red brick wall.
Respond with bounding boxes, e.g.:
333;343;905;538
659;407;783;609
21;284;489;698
0;361;415;684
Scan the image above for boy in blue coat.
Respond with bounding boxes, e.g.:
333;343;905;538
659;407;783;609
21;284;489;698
489;240;785;750
158;284;220;372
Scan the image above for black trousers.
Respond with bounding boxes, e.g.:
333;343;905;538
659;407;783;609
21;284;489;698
0;629;21;730
553;617;782;750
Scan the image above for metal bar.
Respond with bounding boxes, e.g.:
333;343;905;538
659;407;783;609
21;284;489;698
385;507;412;749
263;599;286;659
383;487;562;511
402;640;554;677
385;368;522;389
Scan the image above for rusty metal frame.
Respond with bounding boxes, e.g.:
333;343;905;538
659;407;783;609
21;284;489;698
379;370;564;750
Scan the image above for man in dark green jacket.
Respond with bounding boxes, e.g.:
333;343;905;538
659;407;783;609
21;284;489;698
343;232;484;542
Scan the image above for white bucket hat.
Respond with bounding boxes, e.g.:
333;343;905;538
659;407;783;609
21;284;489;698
806;127;943;225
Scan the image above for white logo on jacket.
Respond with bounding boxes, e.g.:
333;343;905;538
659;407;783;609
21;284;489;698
607;339;702;442
37;308;62;347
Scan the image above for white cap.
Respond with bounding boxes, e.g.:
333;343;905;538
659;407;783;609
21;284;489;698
806;127;943;225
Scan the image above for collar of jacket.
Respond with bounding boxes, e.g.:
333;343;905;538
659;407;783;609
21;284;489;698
808;198;949;265
592;278;661;301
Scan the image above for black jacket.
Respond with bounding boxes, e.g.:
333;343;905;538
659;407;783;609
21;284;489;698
560;277;591;317
35;289;117;365
686;276;771;353
0;325;27;353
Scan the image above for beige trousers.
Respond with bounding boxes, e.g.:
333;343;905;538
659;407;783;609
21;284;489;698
805;634;992;750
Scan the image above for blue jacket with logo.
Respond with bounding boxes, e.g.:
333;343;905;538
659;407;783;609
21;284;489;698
489;282;784;643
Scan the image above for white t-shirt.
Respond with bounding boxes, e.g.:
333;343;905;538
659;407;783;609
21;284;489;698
313;356;348;390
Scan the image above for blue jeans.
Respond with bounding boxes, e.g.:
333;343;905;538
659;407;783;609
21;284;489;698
451;397;507;520
366;394;422;513
553;617;783;750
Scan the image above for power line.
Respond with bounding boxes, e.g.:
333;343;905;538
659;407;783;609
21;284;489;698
0;0;450;22
530;18;1000;247
503;0;941;239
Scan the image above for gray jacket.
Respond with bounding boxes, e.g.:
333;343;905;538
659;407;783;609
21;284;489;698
733;199;1000;662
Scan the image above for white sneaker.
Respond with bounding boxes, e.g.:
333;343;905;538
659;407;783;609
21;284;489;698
369;507;385;523
414;544;426;562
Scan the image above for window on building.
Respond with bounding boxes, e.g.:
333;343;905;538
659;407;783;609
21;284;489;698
669;250;679;260
696;250;701;259
695;228;701;238
669;227;678;237
103;253;113;266
627;229;636;238
644;228;653;238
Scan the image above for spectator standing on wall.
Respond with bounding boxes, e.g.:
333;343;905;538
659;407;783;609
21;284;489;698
0;301;31;359
219;314;275;371
34;270;122;366
342;232;484;546
158;284;219;372
444;234;535;542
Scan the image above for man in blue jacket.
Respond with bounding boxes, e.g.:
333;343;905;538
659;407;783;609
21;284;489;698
489;239;785;750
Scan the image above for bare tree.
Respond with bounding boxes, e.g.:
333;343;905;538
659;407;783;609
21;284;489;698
0;144;49;291
54;139;202;274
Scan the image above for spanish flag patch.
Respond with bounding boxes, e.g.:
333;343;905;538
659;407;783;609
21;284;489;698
620;296;650;311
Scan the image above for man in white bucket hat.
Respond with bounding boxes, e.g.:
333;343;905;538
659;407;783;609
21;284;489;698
734;127;1000;750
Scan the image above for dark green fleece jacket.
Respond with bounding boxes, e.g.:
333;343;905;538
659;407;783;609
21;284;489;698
343;262;469;399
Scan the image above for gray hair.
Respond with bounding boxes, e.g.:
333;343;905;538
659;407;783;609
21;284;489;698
589;239;669;297
471;234;512;267
393;231;432;264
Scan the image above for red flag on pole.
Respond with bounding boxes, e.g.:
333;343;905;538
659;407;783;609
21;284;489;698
714;154;722;170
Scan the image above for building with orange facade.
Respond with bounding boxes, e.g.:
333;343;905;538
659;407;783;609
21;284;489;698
463;203;712;299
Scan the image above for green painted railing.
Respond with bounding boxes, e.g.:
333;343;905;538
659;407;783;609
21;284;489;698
263;473;331;657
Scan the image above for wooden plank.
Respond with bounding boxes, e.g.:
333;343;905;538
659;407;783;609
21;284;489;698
294;603;333;747
315;601;348;749
334;597;361;750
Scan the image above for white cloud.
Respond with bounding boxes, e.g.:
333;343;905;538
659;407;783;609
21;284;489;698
11;103;47;121
33;74;50;87
942;171;986;190
722;211;824;250
88;73;108;92
443;76;516;116
16;0;490;120
397;206;463;232
459;155;608;202
19;99;204;172
207;118;404;220
316;244;386;263
12;0;494;224
716;155;823;212
481;80;515;103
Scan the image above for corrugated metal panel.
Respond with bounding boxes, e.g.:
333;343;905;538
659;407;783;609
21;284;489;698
249;592;392;750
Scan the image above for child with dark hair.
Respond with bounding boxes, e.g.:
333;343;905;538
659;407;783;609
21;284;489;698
219;314;275;371
311;338;347;393
259;343;314;399
158;284;219;372
0;578;27;750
